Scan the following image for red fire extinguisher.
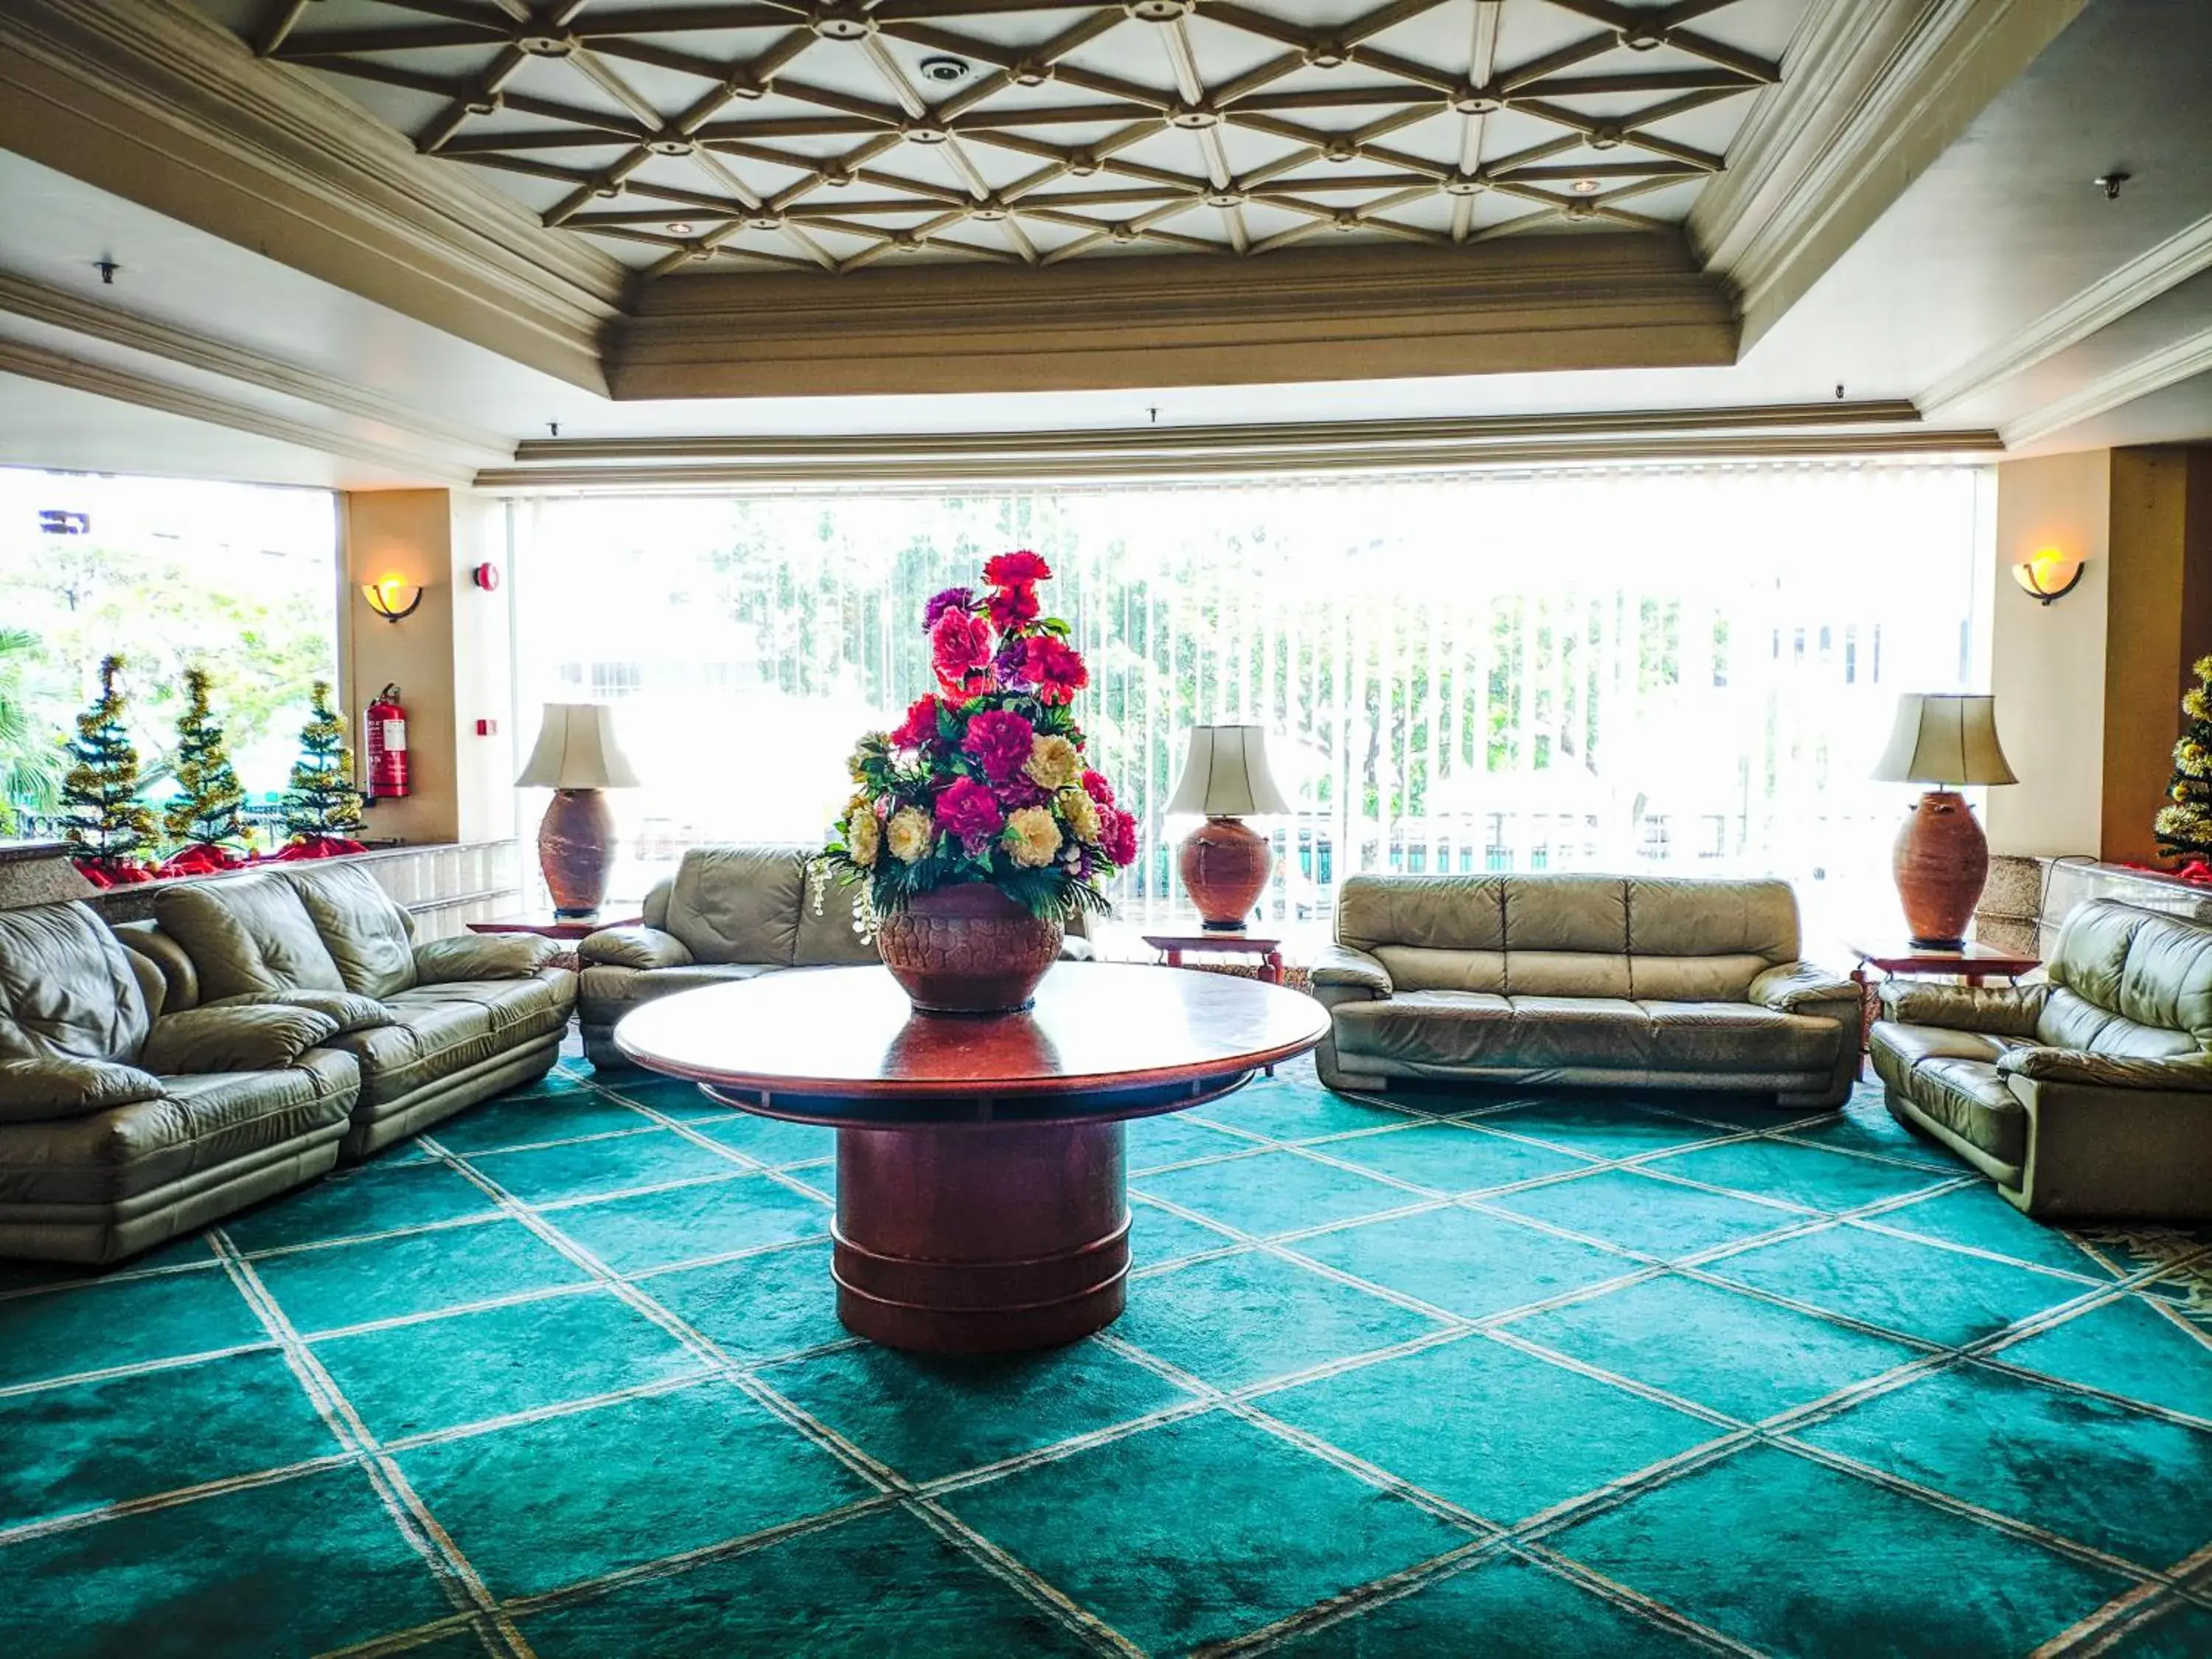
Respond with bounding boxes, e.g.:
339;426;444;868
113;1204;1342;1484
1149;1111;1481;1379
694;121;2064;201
364;684;411;800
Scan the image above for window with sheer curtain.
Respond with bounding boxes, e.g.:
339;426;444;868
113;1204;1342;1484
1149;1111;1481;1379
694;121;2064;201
509;464;1989;949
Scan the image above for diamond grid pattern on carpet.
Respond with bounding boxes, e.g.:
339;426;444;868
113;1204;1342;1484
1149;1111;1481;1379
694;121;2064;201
4;1056;2211;1658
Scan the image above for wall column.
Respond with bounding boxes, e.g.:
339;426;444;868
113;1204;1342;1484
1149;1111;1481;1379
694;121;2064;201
338;488;515;847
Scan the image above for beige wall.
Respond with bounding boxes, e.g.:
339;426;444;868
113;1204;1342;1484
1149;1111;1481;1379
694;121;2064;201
338;489;515;848
1986;450;2110;859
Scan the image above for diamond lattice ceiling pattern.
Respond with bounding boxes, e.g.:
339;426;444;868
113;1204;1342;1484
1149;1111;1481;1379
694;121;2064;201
232;0;1806;276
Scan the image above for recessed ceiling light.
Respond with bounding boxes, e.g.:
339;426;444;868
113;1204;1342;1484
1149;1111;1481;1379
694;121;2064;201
667;220;695;234
919;57;970;83
1569;178;1601;195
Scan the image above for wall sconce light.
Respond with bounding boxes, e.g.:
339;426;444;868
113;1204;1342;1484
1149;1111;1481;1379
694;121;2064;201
2011;546;2084;605
361;574;424;623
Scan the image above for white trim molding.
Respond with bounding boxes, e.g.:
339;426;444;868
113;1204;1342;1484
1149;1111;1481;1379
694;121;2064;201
0;0;628;393
2000;326;2212;448
1691;0;2087;351
1920;212;2212;414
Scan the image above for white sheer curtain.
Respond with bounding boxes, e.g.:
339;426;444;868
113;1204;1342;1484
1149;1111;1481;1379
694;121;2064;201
509;463;1989;949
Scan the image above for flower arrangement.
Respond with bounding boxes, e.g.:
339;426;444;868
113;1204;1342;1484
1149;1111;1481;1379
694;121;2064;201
816;552;1136;930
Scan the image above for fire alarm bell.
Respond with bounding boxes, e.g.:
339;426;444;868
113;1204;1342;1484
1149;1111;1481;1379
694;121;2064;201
476;718;498;737
471;563;501;591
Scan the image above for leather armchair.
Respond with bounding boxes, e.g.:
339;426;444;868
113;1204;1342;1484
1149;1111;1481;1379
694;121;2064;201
1870;900;2212;1219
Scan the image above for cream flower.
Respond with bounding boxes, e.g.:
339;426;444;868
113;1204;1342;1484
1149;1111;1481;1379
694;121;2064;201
846;810;880;867
886;805;934;864
1024;734;1081;792
1005;805;1062;869
1057;786;1102;846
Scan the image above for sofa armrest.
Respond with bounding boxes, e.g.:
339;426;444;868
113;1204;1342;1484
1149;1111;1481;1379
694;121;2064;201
1998;1048;2212;1092
412;934;566;982
1312;944;1392;1000
0;1057;167;1123
139;1005;340;1077
577;925;694;971
1750;961;1858;1013
206;989;394;1034
1878;980;2047;1037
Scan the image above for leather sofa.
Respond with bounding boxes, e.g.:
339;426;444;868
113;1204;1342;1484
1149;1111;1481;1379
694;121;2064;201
577;844;1093;1067
1871;897;2212;1219
0;899;360;1264
1312;873;1860;1107
123;862;575;1159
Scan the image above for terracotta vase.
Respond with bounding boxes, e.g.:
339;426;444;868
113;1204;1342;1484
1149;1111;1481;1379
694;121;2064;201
876;883;1064;1015
1179;816;1271;932
539;787;614;918
1892;789;1989;949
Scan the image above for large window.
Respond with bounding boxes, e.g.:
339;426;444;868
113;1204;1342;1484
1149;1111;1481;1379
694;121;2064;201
0;469;338;839
510;464;1989;945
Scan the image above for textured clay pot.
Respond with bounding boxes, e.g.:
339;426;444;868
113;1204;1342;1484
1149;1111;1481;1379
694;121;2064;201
1179;815;1272;931
876;883;1065;1015
539;787;614;918
1893;789;1989;948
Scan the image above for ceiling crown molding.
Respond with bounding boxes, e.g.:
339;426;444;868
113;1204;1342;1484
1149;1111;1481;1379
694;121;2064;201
0;272;515;466
1690;0;2086;349
1919;212;2212;414
2000;324;2212;448
614;234;1735;399
0;0;630;392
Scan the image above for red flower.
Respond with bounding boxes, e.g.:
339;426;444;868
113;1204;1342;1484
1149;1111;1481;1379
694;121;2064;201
936;776;1005;841
1022;635;1089;705
931;610;995;696
984;550;1051;588
985;582;1040;633
1096;804;1138;867
961;709;1035;784
1081;769;1115;807
890;695;940;748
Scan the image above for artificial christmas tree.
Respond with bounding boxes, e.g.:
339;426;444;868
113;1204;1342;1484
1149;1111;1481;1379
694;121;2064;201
58;653;157;881
160;665;248;872
279;680;366;851
2154;654;2212;875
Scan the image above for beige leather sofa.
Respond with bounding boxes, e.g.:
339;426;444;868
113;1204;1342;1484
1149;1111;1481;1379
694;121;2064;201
577;844;1091;1067
0;899;359;1264
1871;897;2212;1219
124;862;575;1158
1312;874;1860;1107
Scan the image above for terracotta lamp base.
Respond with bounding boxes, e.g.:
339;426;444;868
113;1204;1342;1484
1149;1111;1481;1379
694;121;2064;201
1893;788;1989;950
539;787;615;919
1179;815;1271;932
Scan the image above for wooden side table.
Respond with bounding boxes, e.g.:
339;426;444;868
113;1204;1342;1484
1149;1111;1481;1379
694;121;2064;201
1141;931;1286;987
1848;940;2042;1046
467;910;642;971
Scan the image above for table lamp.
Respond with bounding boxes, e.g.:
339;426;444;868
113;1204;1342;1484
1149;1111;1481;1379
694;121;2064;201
1871;693;2017;949
516;703;640;919
1166;725;1291;931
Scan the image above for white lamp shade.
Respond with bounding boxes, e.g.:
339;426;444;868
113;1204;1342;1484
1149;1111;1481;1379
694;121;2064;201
515;703;641;790
1871;694;2017;787
1166;725;1292;817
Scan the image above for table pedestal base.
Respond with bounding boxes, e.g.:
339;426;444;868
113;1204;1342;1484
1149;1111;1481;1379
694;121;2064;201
830;1119;1129;1354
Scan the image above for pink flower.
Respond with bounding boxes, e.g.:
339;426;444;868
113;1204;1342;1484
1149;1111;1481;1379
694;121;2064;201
931;610;995;697
1096;804;1138;867
891;695;940;748
936;776;1005;842
985;582;1040;633
1082;769;1115;807
1022;635;1089;705
984;550;1051;588
961;709;1035;784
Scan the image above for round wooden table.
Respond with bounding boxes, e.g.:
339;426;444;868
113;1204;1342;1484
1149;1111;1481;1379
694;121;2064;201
613;962;1329;1354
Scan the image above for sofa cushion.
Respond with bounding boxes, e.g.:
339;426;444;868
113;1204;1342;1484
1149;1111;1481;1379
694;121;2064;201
1905;1057;2026;1165
284;864;418;998
1629;953;1779;1004
2112;909;2212;1044
0;1049;355;1207
1641;1001;1840;1074
2037;987;2199;1060
1498;995;1654;1071
0;902;150;1063
0;1057;165;1123
1626;877;1798;964
395;975;574;1040
139;1005;340;1077
1332;990;1516;1068
1504;876;1629;956
793;871;887;967
156;873;347;1002
581;962;778;1021
321;998;499;1107
1371;945;1509;995
1337;875;1506;956
664;846;810;965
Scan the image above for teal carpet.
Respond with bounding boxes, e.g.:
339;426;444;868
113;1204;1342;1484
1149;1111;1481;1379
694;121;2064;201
5;1055;2212;1658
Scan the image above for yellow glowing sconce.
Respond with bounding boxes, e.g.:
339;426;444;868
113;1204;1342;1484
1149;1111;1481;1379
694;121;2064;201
2011;546;2084;605
361;574;424;623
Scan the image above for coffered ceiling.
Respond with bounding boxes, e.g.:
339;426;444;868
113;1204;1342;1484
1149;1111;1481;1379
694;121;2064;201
198;0;1805;276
